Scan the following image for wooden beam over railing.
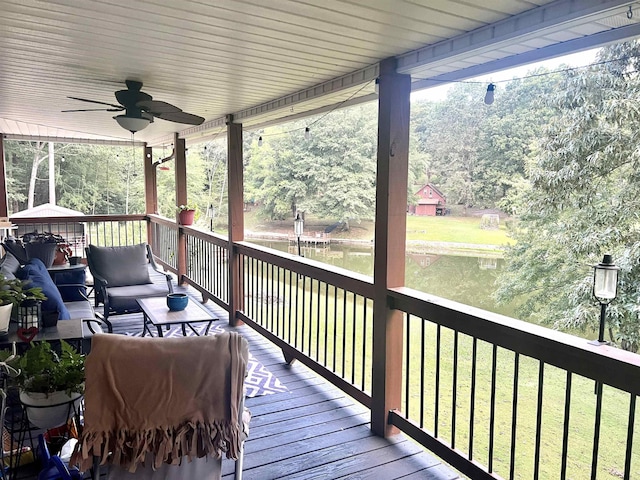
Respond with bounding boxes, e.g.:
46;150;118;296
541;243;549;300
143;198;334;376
175;134;187;285
371;57;411;437
0;134;8;218
144;145;156;247
227;116;244;326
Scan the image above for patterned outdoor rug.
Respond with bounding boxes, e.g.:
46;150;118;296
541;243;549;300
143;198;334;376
124;322;288;398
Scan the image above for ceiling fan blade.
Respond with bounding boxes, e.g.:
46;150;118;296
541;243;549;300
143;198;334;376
68;96;123;109
137;100;181;114
156;111;205;125
62;108;123;112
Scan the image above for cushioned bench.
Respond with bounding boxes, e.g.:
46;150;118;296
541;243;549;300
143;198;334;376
0;253;102;338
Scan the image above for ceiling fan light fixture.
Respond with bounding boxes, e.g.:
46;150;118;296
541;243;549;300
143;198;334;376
114;114;151;133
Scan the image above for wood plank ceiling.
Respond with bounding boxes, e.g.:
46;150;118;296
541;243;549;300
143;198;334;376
0;0;639;146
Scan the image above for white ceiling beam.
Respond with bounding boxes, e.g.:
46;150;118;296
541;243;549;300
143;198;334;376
229;64;379;124
3;135;145;146
410;22;640;91
397;0;635;75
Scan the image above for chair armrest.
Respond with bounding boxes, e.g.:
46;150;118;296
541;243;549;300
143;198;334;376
83;315;109;335
146;245;174;293
90;272;109;288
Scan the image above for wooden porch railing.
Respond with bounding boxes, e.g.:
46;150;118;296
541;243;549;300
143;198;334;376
389;287;640;480
11;215;639;479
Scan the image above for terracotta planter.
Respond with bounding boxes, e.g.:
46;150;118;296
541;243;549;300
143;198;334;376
179;209;195;225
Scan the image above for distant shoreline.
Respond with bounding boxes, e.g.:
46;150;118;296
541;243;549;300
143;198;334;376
245;231;505;258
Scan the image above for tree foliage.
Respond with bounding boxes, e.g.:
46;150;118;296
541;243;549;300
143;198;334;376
245;104;378;227
496;41;640;351
4;142;145;215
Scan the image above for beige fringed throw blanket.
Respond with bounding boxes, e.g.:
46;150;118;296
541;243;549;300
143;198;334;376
71;332;248;472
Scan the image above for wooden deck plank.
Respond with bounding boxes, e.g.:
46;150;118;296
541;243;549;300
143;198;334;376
105;288;459;480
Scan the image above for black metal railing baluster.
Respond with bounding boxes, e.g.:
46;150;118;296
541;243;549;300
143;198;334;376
351;292;357;384
624;394;636;480
489;344;497;472
533;362;545;480
591;381;603;480
469;337;477;461
405;314;411;418
560;371;572;480
509;352;519;480
420;317;426;428
435;324;441;437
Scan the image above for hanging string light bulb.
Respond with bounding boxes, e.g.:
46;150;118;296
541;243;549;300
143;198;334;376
484;83;496;105
304;127;310;140
258;136;263;147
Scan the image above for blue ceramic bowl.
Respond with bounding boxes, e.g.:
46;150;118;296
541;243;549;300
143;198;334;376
167;293;189;311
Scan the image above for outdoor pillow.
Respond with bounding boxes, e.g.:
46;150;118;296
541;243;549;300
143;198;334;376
53;269;87;302
88;243;151;287
17;258;70;320
0;253;20;280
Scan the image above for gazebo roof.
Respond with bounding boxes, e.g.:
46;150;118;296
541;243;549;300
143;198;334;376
1;0;639;146
11;203;85;218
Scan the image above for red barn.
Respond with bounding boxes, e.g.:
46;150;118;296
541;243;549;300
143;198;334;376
411;183;447;216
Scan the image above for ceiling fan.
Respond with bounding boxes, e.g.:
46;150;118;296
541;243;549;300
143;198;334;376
63;80;205;133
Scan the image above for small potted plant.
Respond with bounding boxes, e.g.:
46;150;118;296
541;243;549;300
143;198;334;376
13;341;85;429
0;276;46;336
177;203;197;226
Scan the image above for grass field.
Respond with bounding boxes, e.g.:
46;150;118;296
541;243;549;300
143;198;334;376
243;210;515;247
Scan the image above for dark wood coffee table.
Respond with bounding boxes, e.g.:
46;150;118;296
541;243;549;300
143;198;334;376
137;296;217;337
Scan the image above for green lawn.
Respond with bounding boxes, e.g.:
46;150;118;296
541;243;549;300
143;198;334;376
405;215;515;245
243;210;515;247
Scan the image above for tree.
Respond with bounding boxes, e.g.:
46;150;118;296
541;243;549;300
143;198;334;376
245;104;378;227
496;41;640;351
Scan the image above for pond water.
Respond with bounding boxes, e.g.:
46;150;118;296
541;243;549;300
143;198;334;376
250;240;520;319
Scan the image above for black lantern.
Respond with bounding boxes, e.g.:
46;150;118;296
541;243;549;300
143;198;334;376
17;301;41;330
294;213;304;257
590;254;620;345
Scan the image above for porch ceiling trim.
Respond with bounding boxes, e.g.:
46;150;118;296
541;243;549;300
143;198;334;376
397;0;635;76
2;134;146;147
410;21;640;91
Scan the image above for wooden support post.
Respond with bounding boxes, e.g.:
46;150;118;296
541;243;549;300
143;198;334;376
227;116;244;326
174;135;188;285
0;134;8;218
371;58;411;437
143;145;157;247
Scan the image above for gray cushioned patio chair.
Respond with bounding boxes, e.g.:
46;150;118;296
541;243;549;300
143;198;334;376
85;243;173;332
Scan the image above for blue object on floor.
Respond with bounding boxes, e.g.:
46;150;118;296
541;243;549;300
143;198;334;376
36;434;82;480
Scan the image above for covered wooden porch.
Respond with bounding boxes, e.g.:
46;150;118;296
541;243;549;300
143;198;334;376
2;1;640;479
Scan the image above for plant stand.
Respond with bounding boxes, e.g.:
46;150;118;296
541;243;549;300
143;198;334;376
19;391;83;431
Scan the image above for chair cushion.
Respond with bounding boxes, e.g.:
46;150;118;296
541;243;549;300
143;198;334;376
107;284;170;313
88;244;151;287
0;253;20;280
53;269;87;302
17;258;70;320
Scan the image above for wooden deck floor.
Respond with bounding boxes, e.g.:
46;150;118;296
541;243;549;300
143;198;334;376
159;296;460;480
15;286;459;480
218;322;460;480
